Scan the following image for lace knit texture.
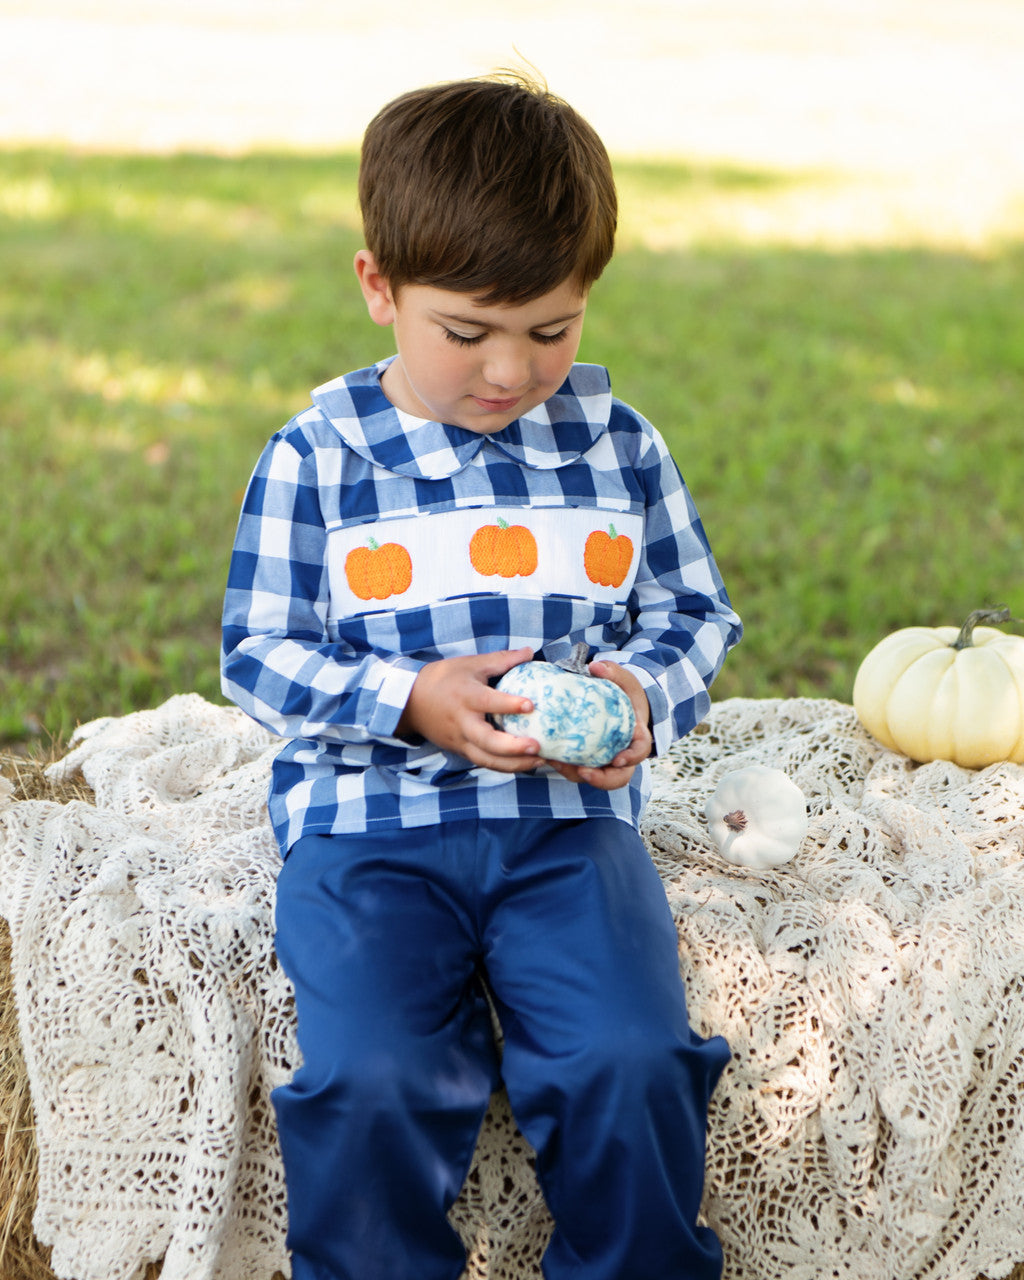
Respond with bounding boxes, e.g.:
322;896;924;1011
1;694;1023;1280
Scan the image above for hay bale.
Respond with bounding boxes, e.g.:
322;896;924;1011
1;755;76;1276
5;920;168;1280
2;744;1023;1280
1;915;53;1280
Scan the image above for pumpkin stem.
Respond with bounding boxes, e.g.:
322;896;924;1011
556;642;591;675
952;606;1011;650
723;809;747;833
367;537;379;551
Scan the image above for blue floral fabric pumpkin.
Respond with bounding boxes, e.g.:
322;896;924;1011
495;645;635;767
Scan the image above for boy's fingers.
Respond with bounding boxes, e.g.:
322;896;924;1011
478;646;533;677
588;658;637;688
588;659;653;760
465;743;541;772
479;687;534;716
547;759;633;790
465;717;539;761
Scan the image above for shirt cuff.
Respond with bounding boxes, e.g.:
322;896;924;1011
365;656;425;740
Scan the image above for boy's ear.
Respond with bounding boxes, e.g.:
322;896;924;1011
354;250;396;327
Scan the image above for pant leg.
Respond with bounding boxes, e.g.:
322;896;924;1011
272;830;499;1280
479;816;729;1280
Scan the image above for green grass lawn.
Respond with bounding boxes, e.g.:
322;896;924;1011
2;148;1022;745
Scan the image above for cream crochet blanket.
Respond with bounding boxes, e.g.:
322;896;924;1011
2;695;1023;1280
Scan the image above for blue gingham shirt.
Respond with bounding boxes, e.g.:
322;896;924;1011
222;359;741;853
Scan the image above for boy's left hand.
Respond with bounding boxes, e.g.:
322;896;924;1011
545;660;652;791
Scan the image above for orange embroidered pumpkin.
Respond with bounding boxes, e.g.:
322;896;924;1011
345;538;413;601
470;518;538;578
584;525;633;588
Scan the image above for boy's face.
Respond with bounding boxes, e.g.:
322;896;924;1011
355;253;588;434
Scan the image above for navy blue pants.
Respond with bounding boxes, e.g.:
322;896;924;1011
272;816;729;1280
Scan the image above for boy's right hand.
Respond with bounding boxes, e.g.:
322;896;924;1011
397;647;542;772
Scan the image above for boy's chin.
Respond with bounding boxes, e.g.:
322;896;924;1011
459;418;519;435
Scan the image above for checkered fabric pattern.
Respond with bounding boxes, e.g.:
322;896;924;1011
222;360;741;852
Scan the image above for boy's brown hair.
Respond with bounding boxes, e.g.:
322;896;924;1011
358;73;617;304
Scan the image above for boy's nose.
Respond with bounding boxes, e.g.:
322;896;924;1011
482;350;531;391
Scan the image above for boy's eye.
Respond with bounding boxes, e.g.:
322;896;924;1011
443;328;485;347
441;326;572;348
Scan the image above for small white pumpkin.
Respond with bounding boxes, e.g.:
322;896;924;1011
705;765;808;869
495;644;635;767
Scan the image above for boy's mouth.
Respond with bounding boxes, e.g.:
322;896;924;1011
472;395;522;412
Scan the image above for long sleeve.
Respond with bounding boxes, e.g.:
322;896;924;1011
597;422;742;756
221;432;423;744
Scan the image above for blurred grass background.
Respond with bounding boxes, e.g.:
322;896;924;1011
1;144;1022;745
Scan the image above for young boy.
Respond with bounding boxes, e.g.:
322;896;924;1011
222;74;741;1280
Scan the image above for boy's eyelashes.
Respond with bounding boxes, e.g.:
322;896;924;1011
441;327;571;349
442;329;485;348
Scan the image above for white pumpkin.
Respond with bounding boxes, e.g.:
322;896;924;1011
705;765;808;869
852;607;1024;768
